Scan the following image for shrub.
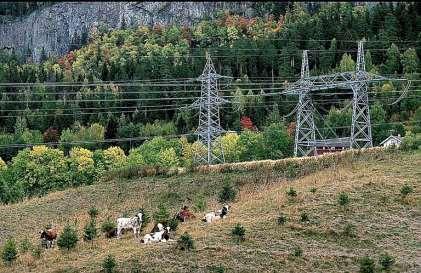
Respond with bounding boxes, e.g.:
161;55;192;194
310;187;317;193
262;122;293;159
400;184;413;197
342;223;356;237
88;207;99;219
359;256;375;273
231;223;246;243
101;218;116;238
379;253;394;270
277;214;287;225
68;147;97;186
19;238;32;254
167;217;179;232
238;130;265;161
136;137;181;168
2;238;18;265
60;123;105;152
218;180;237;203
102;254;117;273
139;120;177;137
43;127;60;143
292;246;303;257
57;225;78;251
11;145;69;197
103;146;127;170
300;212;309;223
213;132;244;163
157;147;180;168
83;220;97;242
286;187;297;198
401;131;420;151
338;192;350;206
126;147;145;167
177;232;195;251
18;129;43;145
31;245;42;259
193;194;207;212
179;137;207;168
154;205;170;224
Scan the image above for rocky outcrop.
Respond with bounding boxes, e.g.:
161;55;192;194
0;2;254;62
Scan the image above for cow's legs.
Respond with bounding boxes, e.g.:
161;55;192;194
117;227;122;239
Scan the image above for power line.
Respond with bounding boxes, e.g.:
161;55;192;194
0;120;419;150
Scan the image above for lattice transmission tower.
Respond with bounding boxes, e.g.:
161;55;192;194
191;52;230;165
284;40;408;157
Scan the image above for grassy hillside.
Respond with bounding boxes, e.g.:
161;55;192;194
0;150;419;273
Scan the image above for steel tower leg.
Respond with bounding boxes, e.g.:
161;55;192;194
351;40;373;149
294;50;316;157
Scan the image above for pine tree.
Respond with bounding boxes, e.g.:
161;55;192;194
401;48;419;76
383;43;401;75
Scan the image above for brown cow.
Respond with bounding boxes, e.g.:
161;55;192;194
40;228;57;249
176;206;196;222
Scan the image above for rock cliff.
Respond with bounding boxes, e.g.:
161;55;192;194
0;2;253;62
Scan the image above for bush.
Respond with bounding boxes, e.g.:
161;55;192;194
193;194;207;212
60;123;105;152
262;122;293;159
179;137;207;168
43;127;60;143
154;205;170;224
167;217;179;232
277;214;287;225
83;220;97;242
0;168;25;204
218;180;237;203
57;225;78;251
400;184;413;197
102;254;117;273
338;192;350;206
19;238;32;254
310;187;317;193
68;147;97;186
31;245;42;259
103;146;127;170
379;253;394;270
238;130;265;161
208;265;226;273
2;238;18;265
11;145;69;197
342;223;356;237
231;223;246;243
401;131;421;151
300;212;309;223
88;207;99;219
136;137;181;168
213;132;244;163
18;129;43;145
292;246;303;257
101;218;116;238
177;232;195;251
157;147;180;168
286;187;297;198
359;256;375;273
139;208;150;232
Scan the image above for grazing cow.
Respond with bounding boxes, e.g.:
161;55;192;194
202;205;230;223
176;206;196;222
40;228;57;249
141;226;171;244
116;212;143;239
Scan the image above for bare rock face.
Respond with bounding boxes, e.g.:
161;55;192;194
0;2;253;62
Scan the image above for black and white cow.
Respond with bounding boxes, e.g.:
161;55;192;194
116;212;143;239
140;225;171;244
202;205;230;223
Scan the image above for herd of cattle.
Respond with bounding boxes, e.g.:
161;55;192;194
39;205;230;248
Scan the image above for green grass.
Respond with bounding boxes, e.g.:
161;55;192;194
0;150;419;273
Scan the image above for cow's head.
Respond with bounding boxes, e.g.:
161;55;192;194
40;230;47;239
136;212;143;224
220;205;230;218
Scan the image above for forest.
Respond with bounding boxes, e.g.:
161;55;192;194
0;2;420;203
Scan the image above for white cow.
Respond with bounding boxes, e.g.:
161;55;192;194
116;212;143;239
141;226;171;244
202;205;230;223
